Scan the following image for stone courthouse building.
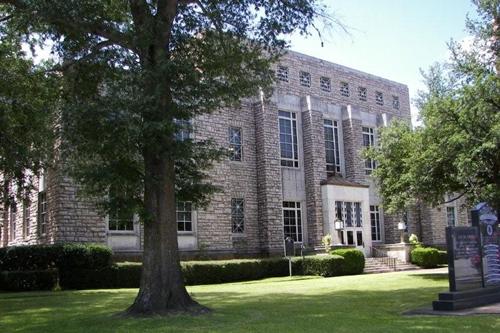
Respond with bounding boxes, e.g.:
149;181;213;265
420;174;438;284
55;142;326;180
0;51;470;257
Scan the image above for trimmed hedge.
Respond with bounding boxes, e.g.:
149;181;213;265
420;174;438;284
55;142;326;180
0;269;58;291
437;250;448;265
330;249;365;275
302;255;345;277
0;244;112;272
411;247;441;268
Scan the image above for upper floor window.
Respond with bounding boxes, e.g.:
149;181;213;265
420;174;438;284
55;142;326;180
277;65;289;82
174;118;192;141
320;76;331;92
283;201;302;242
358;86;367;101
231;198;244;233
108;208;135;231
176;201;193;232
362;127;376;175
37;191;48;235
299;71;311;87
446;206;456;226
392;95;400;110
375;91;384;106
324;119;341;175
340;82;350;97
229;127;242;161
279;111;299;168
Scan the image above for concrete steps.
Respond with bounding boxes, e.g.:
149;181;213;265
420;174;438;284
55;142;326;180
364;257;420;274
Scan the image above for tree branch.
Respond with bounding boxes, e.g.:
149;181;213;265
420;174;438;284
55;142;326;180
0;14;13;23
48;40;115;73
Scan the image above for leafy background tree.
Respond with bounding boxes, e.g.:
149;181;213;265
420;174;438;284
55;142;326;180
368;0;499;215
0;0;332;315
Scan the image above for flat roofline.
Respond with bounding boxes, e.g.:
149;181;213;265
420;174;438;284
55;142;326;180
284;49;408;89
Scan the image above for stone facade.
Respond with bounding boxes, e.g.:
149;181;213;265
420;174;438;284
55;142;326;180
0;50;463;256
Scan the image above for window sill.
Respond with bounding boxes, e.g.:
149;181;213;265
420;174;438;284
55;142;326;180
231;233;246;238
178;231;195;236
108;230;136;235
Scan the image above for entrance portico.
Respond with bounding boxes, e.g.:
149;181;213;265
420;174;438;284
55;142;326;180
321;176;372;256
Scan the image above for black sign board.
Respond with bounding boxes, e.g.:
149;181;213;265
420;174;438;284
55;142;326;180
472;203;500;287
284;237;295;257
446;226;484;292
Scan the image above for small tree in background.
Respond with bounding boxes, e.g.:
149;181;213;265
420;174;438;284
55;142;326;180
367;0;499;215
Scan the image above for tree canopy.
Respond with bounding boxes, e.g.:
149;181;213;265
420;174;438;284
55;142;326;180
0;0;332;315
368;0;500;214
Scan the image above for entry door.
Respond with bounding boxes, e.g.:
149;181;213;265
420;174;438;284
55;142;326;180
343;229;364;250
338;202;365;251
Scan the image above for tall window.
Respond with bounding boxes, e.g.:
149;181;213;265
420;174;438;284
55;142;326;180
283;201;302;242
335;201;363;228
9;203;16;242
22;199;30;238
279;111;299;167
38;191;48;235
446;206;456;226
229;127;242;161
324;119;341;175
108;208;134;231
370;205;381;241
362;127;376;175
176;201;193;232
231;198;244;233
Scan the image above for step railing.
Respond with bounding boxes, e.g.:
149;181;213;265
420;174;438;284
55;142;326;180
370;246;397;271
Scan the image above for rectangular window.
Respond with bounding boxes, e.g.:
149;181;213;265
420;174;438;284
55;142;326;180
370;205;381;241
362;127;376;175
277;65;289;82
335;201;363;228
356;231;363;246
446;206;456;227
324;119;341;176
108;208;134;231
299;71;311;87
22;199;30;239
279;111;299;168
347;231;354;245
340;82;350;97
358;86;367;101
229;127;242;161
9;203;16;242
392;95;400;110
37;191;48;235
176;201;193;232
283;201;302;242
320;76;331;92
231;198;244;233
174;118;192;141
375;91;384;105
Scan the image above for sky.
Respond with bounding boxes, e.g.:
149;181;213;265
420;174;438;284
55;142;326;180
288;0;478;125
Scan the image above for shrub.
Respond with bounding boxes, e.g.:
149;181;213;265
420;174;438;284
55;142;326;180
321;234;332;253
411;247;441;268
302;255;345;277
330;249;365;275
1;269;58;291
437;250;448;265
0;244;112;272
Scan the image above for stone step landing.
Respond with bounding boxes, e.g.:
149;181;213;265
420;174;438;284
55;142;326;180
364;257;420;274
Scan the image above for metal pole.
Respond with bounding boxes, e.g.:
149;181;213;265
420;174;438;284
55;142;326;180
289;257;292;277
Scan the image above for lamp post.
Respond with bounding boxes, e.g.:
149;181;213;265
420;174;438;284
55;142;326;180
334;218;344;245
398;222;406;243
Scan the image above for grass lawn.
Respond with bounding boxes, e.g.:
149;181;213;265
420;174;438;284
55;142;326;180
1;270;499;332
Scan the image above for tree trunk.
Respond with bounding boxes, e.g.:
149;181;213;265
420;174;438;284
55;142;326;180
125;151;208;316
2;179;10;247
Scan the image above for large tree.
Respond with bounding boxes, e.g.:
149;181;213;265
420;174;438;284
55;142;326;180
367;0;500;214
0;0;331;315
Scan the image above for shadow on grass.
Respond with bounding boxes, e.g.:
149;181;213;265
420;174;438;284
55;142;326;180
411;273;449;282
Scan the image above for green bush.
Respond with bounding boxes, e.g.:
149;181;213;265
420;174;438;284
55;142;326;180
0;244;112;272
1;269;58;291
302;255;345;277
330;249;365;275
411;247;441;268
437;250;448;265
